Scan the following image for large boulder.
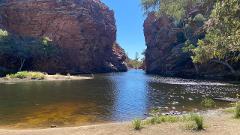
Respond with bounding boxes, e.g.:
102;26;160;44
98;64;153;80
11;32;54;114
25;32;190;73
0;0;127;74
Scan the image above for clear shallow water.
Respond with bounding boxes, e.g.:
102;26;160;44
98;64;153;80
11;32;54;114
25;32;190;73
0;70;239;128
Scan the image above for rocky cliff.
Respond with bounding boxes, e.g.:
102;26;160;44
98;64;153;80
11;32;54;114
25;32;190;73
0;0;127;74
144;13;196;77
143;12;239;79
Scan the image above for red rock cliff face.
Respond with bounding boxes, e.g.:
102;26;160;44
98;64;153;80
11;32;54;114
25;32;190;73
144;13;195;76
143;12;240;79
0;0;127;73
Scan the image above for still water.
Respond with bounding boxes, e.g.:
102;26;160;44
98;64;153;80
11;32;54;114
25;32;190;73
0;70;239;128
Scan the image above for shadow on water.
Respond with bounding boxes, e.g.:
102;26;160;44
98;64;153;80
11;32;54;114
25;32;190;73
0;69;239;128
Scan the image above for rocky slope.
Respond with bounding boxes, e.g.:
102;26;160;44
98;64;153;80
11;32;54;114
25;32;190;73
144;13;195;77
0;0;127;74
143;12;239;79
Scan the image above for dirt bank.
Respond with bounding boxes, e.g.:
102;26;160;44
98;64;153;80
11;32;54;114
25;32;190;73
0;109;239;135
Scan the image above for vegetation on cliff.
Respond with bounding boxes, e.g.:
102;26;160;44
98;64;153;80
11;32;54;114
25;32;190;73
190;0;240;74
141;0;211;21
0;0;128;74
0;29;58;73
142;0;240;77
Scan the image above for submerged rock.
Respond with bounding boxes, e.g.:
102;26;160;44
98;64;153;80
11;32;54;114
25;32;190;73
0;0;127;74
214;97;240;102
50;125;57;128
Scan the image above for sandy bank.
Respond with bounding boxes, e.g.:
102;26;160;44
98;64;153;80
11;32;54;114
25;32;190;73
0;109;240;135
0;74;92;83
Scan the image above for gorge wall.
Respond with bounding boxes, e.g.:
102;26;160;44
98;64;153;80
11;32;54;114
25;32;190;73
144;12;240;79
0;0;127;74
144;13;195;77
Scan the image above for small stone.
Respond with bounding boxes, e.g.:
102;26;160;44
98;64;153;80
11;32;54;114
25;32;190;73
51;125;57;128
172;101;179;105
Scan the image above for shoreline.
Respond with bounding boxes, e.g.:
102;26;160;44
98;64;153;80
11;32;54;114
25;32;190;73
0;108;239;135
0;74;93;84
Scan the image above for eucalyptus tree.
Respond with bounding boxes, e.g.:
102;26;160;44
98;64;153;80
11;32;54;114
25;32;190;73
191;0;240;74
141;0;207;21
141;0;240;74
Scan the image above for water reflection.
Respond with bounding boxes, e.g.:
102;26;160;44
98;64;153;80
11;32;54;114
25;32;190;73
108;70;149;121
0;70;239;128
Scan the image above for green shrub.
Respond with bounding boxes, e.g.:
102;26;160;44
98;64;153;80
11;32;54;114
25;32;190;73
201;98;216;108
234;102;240;119
8;71;29;79
132;119;142;130
145;114;191;125
190;114;204;130
30;72;45;80
7;71;45;80
0;29;8;39
159;115;180;123
142;113;205;131
185;121;197;130
150;115;161;124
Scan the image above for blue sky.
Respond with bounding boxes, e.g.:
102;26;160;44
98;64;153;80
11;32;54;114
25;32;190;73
102;0;146;59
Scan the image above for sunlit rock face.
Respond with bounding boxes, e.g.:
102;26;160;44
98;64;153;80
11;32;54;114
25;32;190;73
0;0;127;73
143;12;240;79
143;13;195;77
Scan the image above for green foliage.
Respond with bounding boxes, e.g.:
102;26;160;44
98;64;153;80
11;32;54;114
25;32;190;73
127;59;143;69
190;114;204;130
193;14;206;23
149;115;162;124
158;115;180;123
145;113;193;125
7;71;45;80
126;52;144;69
143;108;205;131
42;36;52;46
132;119;142;130
141;112;205;131
141;0;207;21
191;0;240;64
201;98;216;108
0;29;58;71
193;13;206;27
182;40;196;53
234;102;240;119
0;29;8;39
146;108;196;125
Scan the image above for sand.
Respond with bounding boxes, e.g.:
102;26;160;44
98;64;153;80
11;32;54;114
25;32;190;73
0;74;92;83
0;109;240;135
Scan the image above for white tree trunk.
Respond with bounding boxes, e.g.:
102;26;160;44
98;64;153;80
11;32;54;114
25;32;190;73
19;58;26;71
211;59;236;74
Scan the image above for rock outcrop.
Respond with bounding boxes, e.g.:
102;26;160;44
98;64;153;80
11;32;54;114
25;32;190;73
143;12;240;79
0;0;127;74
144;13;196;77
